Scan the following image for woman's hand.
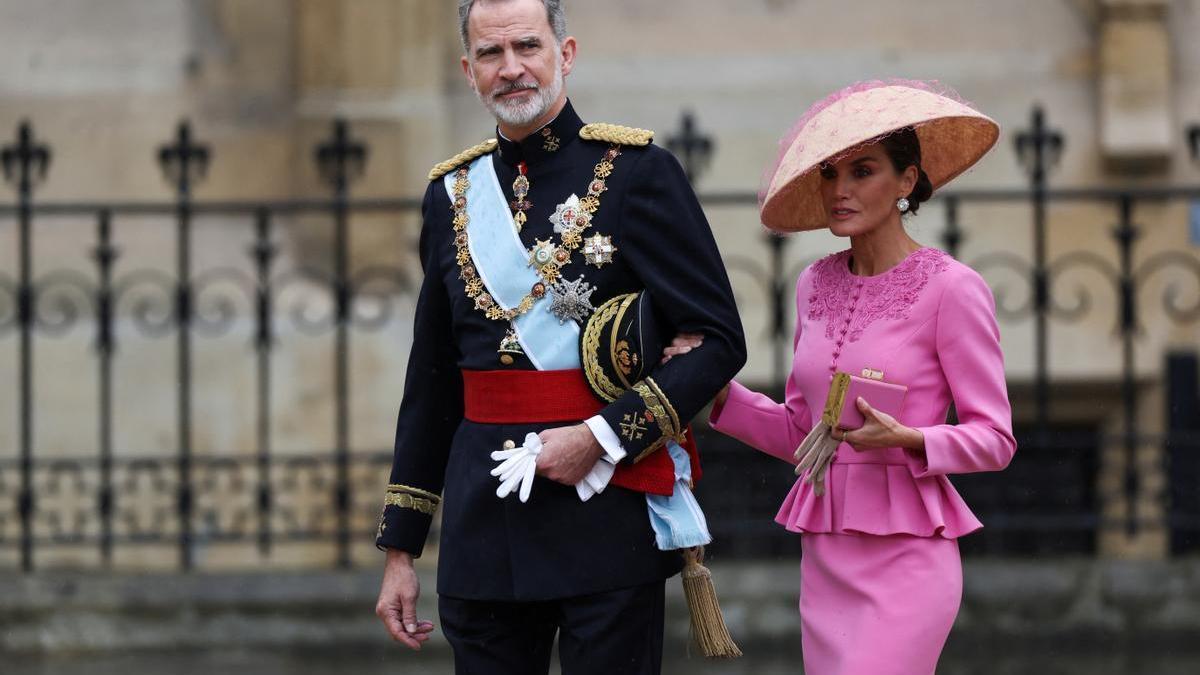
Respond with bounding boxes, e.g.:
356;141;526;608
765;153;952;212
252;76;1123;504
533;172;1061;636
836;397;924;451
661;332;704;364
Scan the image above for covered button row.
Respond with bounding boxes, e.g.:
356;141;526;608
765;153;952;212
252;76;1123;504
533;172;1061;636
828;279;865;373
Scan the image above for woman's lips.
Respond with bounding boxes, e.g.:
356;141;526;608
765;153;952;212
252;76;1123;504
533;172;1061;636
831;207;858;220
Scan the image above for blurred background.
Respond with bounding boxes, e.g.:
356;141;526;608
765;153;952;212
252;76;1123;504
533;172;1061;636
2;0;1200;672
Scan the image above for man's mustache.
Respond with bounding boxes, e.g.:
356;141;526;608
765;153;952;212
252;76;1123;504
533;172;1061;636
491;81;539;98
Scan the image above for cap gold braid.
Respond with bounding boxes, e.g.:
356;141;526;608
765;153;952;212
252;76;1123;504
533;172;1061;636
579;123;654;147
428;138;499;180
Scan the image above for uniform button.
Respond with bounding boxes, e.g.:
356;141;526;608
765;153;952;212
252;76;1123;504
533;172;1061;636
500;354;514;366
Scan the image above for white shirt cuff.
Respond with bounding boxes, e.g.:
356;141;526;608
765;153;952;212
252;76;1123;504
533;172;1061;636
584;415;628;464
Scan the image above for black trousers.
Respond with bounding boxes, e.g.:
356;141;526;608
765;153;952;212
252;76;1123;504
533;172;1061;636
439;580;666;675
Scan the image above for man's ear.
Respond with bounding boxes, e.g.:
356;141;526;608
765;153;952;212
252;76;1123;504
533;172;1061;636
461;55;477;92
559;36;578;77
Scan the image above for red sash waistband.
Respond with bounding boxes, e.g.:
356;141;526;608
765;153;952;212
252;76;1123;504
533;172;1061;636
462;369;604;424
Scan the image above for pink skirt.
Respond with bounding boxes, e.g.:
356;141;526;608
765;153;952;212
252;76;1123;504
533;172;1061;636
799;532;962;675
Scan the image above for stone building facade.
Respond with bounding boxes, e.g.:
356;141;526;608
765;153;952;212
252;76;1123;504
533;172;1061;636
1;0;1198;566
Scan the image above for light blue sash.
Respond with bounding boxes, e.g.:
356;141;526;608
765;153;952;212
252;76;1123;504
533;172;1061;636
646;442;713;550
447;152;710;551
445;154;580;371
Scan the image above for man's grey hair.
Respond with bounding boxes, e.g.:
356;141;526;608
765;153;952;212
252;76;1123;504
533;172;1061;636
458;0;567;54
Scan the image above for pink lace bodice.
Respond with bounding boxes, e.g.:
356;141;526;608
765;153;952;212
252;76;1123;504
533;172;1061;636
808;247;952;343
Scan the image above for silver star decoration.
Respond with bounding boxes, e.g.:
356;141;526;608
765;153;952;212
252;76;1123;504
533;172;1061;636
547;275;596;325
549;194;582;234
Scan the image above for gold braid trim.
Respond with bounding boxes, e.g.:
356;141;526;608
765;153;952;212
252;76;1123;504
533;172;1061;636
582;294;633;403
610;294;638;390
428;138;499;180
387;483;441;502
384;493;438;515
382;484;441;516
579;123;654;147
643;377;682;440
630;377;685;463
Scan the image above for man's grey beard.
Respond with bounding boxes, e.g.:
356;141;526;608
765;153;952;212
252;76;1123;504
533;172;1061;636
476;60;564;129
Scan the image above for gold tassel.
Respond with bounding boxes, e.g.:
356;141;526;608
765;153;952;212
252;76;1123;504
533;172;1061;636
681;546;742;659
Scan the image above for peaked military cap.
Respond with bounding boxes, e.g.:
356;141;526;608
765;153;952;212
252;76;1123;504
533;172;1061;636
581;291;666;403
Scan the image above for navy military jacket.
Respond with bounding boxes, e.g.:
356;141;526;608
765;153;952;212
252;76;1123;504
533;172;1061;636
377;101;746;601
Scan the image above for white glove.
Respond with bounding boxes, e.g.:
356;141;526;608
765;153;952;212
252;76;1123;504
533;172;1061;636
575;460;616;502
491;432;542;503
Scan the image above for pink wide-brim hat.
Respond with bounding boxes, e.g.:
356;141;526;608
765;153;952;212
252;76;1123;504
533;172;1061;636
760;80;1000;233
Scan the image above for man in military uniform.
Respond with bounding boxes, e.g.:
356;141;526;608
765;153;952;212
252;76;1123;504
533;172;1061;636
374;0;745;672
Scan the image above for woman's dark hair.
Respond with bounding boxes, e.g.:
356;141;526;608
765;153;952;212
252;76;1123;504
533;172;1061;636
879;127;933;214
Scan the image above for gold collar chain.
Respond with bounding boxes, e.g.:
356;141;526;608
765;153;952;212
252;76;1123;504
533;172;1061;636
451;145;621;323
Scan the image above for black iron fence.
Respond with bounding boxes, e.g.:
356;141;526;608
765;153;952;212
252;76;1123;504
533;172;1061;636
2;108;1199;571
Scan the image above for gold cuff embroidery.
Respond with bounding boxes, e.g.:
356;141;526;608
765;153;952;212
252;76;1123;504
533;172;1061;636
628;377;685;463
387;484;440;502
633;378;684;443
382;484;441;516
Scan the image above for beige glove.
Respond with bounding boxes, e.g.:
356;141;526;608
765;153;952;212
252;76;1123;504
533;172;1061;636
793;421;841;496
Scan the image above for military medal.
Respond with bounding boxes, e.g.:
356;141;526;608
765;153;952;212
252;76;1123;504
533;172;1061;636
547;275;597;324
581;233;617;268
449;146;623;363
510;161;532;231
498;329;524;365
550;195;581;234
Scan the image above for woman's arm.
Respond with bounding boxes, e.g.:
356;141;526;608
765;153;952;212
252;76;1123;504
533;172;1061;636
708;274;814;463
910;269;1017;477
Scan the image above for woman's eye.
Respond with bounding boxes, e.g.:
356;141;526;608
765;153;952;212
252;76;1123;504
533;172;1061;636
819;166;836;180
854;166;872;178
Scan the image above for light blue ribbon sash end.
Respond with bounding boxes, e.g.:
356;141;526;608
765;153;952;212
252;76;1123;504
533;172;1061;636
646;441;713;550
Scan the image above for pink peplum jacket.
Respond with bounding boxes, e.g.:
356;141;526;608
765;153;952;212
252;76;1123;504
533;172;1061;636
709;247;1016;539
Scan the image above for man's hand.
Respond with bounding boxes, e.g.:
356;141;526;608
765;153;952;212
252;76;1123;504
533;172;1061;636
376;550;436;650
536;423;606;485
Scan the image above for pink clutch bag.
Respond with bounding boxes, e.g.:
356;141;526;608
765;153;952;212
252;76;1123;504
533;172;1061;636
820;370;908;431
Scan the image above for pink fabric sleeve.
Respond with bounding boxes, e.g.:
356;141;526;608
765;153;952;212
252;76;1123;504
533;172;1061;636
709;276;814;464
911;269;1017;477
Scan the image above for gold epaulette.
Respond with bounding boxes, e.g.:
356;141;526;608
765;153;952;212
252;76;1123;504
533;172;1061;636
428;138;499;181
579;123;654;147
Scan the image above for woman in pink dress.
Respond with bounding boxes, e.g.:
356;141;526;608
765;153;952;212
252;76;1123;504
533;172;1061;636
707;81;1016;674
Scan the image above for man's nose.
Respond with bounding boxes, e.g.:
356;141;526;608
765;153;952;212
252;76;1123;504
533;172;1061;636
498;50;525;80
